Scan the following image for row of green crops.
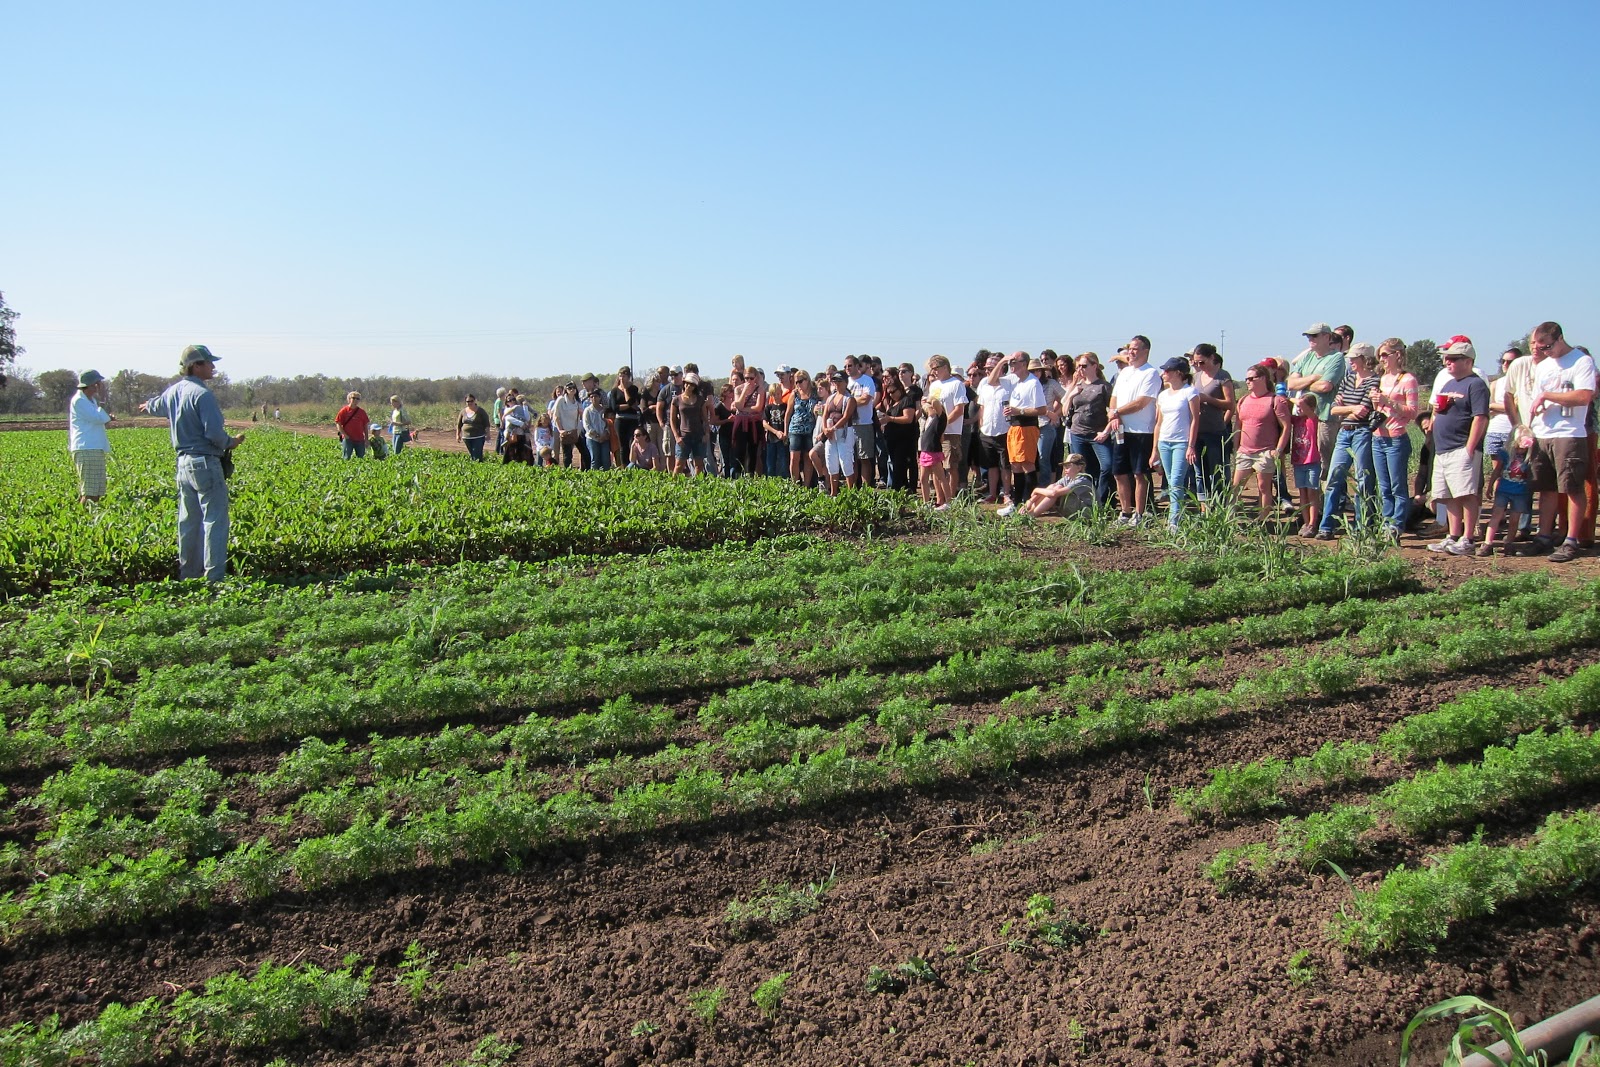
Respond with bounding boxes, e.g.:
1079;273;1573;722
4;562;1594;941
0;427;913;593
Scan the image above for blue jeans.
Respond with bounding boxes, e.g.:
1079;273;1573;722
1070;432;1115;505
1157;440;1192;527
1371;433;1410;531
587;438;611;470
1037;424;1059;482
1319;426;1375;533
463;436;486;461
765;437;789;477
392;429;411;455
176;454;229;582
341;437;367;460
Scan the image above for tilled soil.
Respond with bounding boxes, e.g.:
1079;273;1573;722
4;634;1599;1066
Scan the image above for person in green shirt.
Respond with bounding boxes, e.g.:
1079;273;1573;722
1286;322;1346;483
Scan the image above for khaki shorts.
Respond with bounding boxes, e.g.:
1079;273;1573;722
853;422;876;460
1432;445;1483;501
1529;436;1590;495
1233;449;1277;478
940;434;962;471
73;450;108;497
1006;425;1040;465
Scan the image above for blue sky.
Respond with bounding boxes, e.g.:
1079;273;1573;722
6;1;1597;383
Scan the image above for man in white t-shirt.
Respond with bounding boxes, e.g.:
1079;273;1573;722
843;355;878;489
975;353;1013;504
1105;335;1163;524
996;351;1048;517
1523;321;1596;562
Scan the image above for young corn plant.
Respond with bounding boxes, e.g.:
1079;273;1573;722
1400;994;1597;1067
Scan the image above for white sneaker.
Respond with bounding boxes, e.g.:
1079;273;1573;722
1446;538;1474;556
996;504;1017;518
1427;535;1459;553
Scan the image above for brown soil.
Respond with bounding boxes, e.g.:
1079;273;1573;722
3;557;1600;1067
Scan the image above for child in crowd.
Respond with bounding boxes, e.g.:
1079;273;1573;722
368;426;389;460
917;395;947;505
628;426;664;471
533;412;555;467
1476;425;1534;556
1015;452;1095;518
1290;394;1322;536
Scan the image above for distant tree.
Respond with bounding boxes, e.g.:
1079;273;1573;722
110;369;173;414
36;369;80;412
1405;339;1441;385
0;369;41;414
0;291;22;389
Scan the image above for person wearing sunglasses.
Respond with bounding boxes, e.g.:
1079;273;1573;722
1230;362;1292;520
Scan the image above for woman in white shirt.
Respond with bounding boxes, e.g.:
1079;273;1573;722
1148;357;1202;531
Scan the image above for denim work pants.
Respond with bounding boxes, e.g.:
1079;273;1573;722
464;436;486;461
1070;432;1115;505
1319;426;1375;534
176;454;230;582
341;437;367;459
1156;440;1193;527
1371;433;1411;531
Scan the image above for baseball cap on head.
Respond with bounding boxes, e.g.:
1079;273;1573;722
78;369;106;388
1159;357;1190;374
181;344;217;368
1302;323;1334;338
775;363;793;374
1347;342;1378;363
1441;338;1477;362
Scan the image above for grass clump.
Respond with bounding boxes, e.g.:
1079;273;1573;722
723;870;836;940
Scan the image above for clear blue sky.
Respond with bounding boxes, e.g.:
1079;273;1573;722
6;0;1597;383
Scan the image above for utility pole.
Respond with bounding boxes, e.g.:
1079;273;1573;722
628;327;635;376
1219;330;1226;361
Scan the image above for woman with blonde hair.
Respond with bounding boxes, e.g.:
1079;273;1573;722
389;395;414;455
1369;337;1419;539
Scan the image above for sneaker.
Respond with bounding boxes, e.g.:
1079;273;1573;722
1447;539;1474;556
996;504;1017;518
1427;536;1459;554
933;503;950;512
1314;529;1336;541
1166;522;1180;534
1475;542;1497;557
1297;524;1316;538
1550;540;1579;564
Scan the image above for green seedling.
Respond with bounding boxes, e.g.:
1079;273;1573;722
629;1020;659;1037
688;987;726;1029
723;869;836;940
396;940;440;1003
458;1033;519;1067
865;966;907;995
1285;949;1316;987
1024;894;1091;947
897;957;940;984
751;972;790;1019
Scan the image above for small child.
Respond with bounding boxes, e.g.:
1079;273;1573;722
368;426;389;460
629;426;663;470
533;412;555;467
916;395;947;505
1290;394;1321;536
1477;425;1533;556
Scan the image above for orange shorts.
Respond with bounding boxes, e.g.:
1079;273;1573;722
1006;425;1040;465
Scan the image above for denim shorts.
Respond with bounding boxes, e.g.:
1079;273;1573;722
788;431;813;453
1293;463;1321;490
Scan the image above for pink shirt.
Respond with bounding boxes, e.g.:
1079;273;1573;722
1291;413;1321;466
1373;372;1419;439
1237;393;1291;453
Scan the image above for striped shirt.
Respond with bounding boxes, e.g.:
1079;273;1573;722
1336;372;1380;429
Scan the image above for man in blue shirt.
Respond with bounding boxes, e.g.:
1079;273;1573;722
139;345;246;581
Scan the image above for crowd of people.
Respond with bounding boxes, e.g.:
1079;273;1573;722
412;321;1594;563
63;320;1596;583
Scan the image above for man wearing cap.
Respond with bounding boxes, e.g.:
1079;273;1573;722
137;345;246;582
1105;335;1162;525
68;369;115;504
975;353;1014;505
1286;323;1346;484
1315;342;1380;539
1522;322;1596;562
1425;339;1490;556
